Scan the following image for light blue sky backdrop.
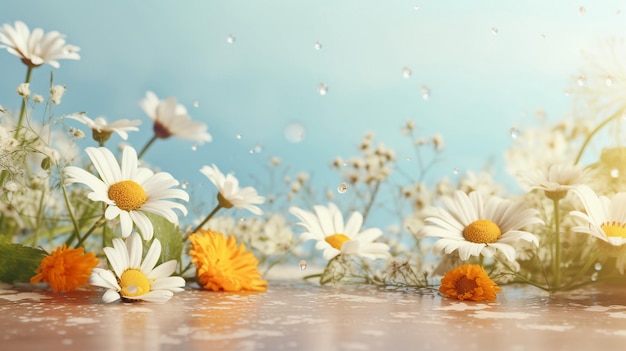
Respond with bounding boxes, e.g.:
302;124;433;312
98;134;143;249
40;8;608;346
2;1;625;224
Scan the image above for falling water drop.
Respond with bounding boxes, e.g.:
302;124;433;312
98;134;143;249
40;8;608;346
254;144;263;153
236;133;242;140
510;127;520;139
606;75;614;86
413;5;420;11
193;101;200;108
299;260;307;271
181;181;189;190
420;86;430;100
319;83;328;96
610;168;620;178
191;144;198;151
590;271;598;282
284;122;306;143
594;262;603;271
239;217;246;222
314;41;322;50
491;27;499;35
579;6;586;16
402;67;412;79
577;75;586;86
337;182;348;194
227;34;236;44
453;167;459;175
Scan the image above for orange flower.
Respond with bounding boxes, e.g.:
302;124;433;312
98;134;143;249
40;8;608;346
439;264;501;301
189;229;267;292
30;244;99;292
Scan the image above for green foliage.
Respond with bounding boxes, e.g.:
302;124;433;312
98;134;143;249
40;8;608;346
0;241;47;283
147;213;184;263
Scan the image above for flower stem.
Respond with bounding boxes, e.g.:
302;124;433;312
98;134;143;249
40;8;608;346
137;134;158;160
573;110;623;165
13;66;34;139
184;203;223;241
74;214;107;248
552;197;562;289
362;180;381;223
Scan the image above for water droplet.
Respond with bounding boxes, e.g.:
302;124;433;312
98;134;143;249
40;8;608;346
402;67;412;79
540;33;546;39
249;148;255;154
420;86;430;100
337;182;348;194
284;122;306;143
606;75;614;86
406;156;412;161
314;41;322;50
610;168;619;178
227;34;236;44
299;260;307;270
577;74;586;86
491;27;498;35
181;181;188;189
564;89;572;96
254;144;263;153
453;167;459;175
319;83;328;96
239;217;246;222
594;262;603;271
193;101;200;108
236;133;242;140
579;6;586;16
191;144;198;151
591;271;598;282
510;127;520;139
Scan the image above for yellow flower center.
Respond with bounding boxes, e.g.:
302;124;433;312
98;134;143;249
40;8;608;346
463;219;501;243
119;269;151;297
455;276;478;294
601;222;626;239
108;180;147;211
325;233;351;250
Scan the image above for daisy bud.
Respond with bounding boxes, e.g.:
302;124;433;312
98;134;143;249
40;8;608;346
50;85;66;104
16;83;30;97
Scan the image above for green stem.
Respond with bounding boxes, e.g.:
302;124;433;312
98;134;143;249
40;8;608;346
74;214;107;248
574;110;623;165
553;197;562;289
61;175;82;247
183;203;223;241
361;180;381;223
137;134;158;159
13;66;34;139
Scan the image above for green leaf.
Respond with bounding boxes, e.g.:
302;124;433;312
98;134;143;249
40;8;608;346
0;242;47;283
147;213;184;264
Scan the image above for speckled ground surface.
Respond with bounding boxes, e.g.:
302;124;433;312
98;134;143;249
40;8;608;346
1;280;625;351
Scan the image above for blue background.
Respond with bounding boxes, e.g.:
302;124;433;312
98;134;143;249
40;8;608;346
2;0;625;225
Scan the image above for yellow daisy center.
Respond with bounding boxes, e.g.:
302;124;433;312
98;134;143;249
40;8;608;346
119;269;151;297
601;222;626;239
463;219;501;243
108;180;147;211
325;233;351;250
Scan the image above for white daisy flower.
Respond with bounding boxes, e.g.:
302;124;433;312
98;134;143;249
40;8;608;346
66;114;141;142
0;21;80;68
139;91;212;144
90;232;185;303
64;146;189;240
570;185;626;273
289;203;391;260
200;164;265;215
419;190;543;262
517;164;589;200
